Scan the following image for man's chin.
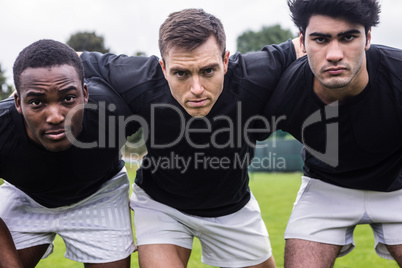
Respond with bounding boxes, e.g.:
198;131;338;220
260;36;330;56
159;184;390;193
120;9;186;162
186;107;212;118
44;141;72;152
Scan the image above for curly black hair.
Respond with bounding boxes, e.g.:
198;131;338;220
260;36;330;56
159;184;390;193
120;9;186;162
13;39;84;93
288;0;381;35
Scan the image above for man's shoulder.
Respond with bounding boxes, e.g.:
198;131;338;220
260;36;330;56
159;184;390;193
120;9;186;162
370;43;402;54
264;56;310;116
0;97;14;117
226;39;295;78
368;44;402;94
285;54;309;72
81;51;164;83
228;40;293;67
277;55;309;88
368;44;402;66
82;52;168;111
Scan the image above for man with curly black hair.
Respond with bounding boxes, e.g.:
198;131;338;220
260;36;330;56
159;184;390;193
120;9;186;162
263;0;402;267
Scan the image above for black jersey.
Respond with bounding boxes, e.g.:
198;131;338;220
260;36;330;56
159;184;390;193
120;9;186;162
264;44;402;191
0;83;134;208
81;40;296;217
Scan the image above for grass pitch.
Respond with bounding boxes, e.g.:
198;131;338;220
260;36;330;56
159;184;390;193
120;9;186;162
1;167;399;267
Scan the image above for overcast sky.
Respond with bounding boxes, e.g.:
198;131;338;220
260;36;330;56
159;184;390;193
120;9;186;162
1;0;401;84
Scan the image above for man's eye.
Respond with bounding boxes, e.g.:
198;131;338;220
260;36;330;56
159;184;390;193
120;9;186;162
314;38;327;44
29;99;42;106
175;71;186;77
204;68;214;75
64;95;76;103
343;35;355;42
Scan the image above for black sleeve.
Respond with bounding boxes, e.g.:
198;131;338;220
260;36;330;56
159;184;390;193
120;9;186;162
255;55;308;141
261;38;297;73
227;39;296;95
80;52;167;112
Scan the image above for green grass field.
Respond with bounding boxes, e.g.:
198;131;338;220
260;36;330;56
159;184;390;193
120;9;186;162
1;166;399;267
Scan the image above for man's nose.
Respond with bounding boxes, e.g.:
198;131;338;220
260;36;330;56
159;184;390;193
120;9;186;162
326;41;344;63
190;76;204;95
46;105;65;124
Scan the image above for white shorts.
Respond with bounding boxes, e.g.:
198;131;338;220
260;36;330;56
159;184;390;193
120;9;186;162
0;168;135;263
130;184;272;267
285;176;402;260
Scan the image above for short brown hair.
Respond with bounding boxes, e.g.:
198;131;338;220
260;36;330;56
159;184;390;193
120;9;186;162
158;8;226;60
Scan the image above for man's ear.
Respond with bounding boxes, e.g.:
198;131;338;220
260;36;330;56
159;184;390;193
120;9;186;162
14;92;22;114
300;31;306;54
223;50;230;74
365;28;372;51
83;84;89;104
159;59;168;80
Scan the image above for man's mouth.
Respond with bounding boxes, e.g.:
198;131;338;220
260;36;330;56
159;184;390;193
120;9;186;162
44;129;66;141
188;98;208;107
325;67;347;76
